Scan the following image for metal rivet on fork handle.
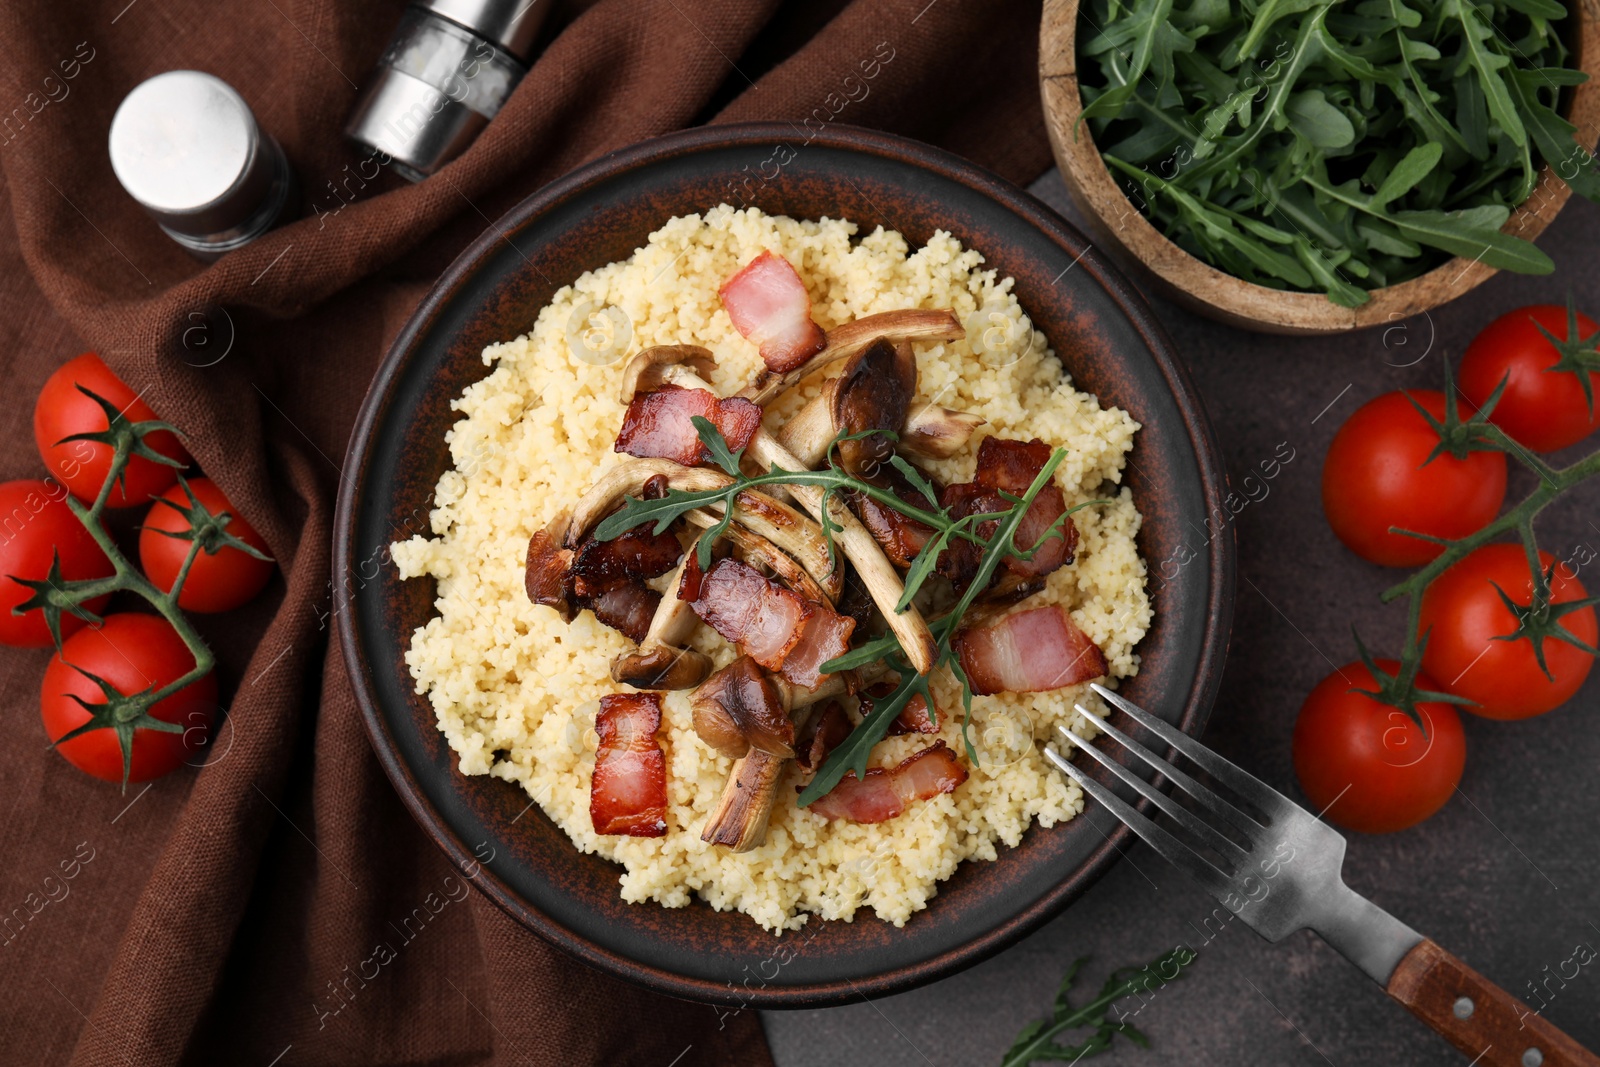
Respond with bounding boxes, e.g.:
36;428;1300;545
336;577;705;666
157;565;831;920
1454;997;1475;1019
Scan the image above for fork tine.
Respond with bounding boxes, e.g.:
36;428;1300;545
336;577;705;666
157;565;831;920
1057;725;1250;866
1044;745;1235;898
1091;684;1299;822
1082;710;1265;838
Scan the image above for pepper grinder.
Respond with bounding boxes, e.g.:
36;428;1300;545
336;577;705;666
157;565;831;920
108;70;296;260
344;0;549;181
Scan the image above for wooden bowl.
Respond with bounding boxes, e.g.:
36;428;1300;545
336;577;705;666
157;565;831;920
1040;0;1600;335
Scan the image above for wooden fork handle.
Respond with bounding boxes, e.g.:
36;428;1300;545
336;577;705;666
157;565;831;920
1387;939;1599;1067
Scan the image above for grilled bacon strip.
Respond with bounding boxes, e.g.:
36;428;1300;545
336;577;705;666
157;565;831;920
806;741;967;823
570;523;682;594
952;604;1109;696
685;557;855;688
686;557;810;669
719;251;826;373
848;464;939;570
590;693;668;837
614;384;763;467
974;436;1055;493
859;681;938;736
935;437;1077;591
794;699;851;773
526;518;683;644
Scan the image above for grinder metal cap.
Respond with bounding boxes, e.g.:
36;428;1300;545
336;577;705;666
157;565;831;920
422;0;546;57
109;70;292;255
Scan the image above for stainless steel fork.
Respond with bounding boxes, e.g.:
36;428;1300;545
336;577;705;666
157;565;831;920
1046;683;1599;1067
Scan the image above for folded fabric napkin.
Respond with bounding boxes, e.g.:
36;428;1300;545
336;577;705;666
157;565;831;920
0;1;1049;1062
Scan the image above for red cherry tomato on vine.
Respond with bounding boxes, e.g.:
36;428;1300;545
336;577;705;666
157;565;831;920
139;478;273;613
1321;390;1507;567
0;479;113;647
1292;660;1466;834
1418;544;1597;720
41;613;216;784
1459;305;1600;453
34;352;191;508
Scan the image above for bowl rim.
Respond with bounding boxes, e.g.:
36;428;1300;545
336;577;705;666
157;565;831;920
1040;0;1600;334
333;121;1237;1006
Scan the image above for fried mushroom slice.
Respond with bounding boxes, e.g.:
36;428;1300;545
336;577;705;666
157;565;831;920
690;655;794;760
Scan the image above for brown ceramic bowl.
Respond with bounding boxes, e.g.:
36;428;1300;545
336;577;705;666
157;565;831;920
1040;0;1600;335
334;123;1235;1007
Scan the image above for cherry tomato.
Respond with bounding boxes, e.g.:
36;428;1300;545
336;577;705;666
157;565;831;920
1418;544;1597;720
139;478;273;613
1459;305;1600;453
1292;660;1466;834
0;479;114;647
34;352;191;508
41;613;216;784
1321;390;1507;567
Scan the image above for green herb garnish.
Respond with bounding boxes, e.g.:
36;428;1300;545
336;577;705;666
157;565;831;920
1077;0;1587;305
594;421;1104;803
1000;947;1197;1066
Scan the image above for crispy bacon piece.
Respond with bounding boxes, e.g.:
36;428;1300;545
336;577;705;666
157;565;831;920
590;693;668;837
570;524;682;595
795;700;851;773
779;604;856;689
848;463;939;569
614;384;763;467
952;604;1109;696
686;557;856;687
974;436;1055;493
935;437;1077;591
719;251;826;373
542;521;682;643
690;655;794;759
525;528;574;616
584;584;660;643
688;557;811;669
806;741;967;823
859;681;938;736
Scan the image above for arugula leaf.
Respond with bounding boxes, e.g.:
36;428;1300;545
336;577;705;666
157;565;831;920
1446;0;1527;148
1078;0;1586;305
1285;89;1355;149
691;416;743;477
1369;141;1443;209
1390;206;1554;273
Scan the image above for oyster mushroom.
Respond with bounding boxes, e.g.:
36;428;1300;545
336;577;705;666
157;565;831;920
900;401;987;460
740;308;964;407
640;366;938;676
620;344;718;401
699;663;890;851
777;339;987;472
609;543;713;691
565;458;732;547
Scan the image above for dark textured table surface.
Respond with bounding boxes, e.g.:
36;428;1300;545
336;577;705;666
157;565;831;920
763;170;1600;1066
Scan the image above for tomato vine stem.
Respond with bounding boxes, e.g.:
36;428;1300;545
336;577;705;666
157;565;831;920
1373;379;1600;722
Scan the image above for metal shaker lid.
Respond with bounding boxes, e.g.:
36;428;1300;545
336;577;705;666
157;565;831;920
420;0;547;59
108;71;280;244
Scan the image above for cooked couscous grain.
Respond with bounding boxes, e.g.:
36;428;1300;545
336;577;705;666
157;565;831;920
391;207;1149;932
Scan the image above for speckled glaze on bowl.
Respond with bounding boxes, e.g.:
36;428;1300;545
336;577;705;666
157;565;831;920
333;123;1235;1008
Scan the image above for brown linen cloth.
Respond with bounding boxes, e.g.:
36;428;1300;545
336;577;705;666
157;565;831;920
0;1;1052;1063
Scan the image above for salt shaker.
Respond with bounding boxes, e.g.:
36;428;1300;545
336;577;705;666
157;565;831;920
108;71;296;260
344;0;548;181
